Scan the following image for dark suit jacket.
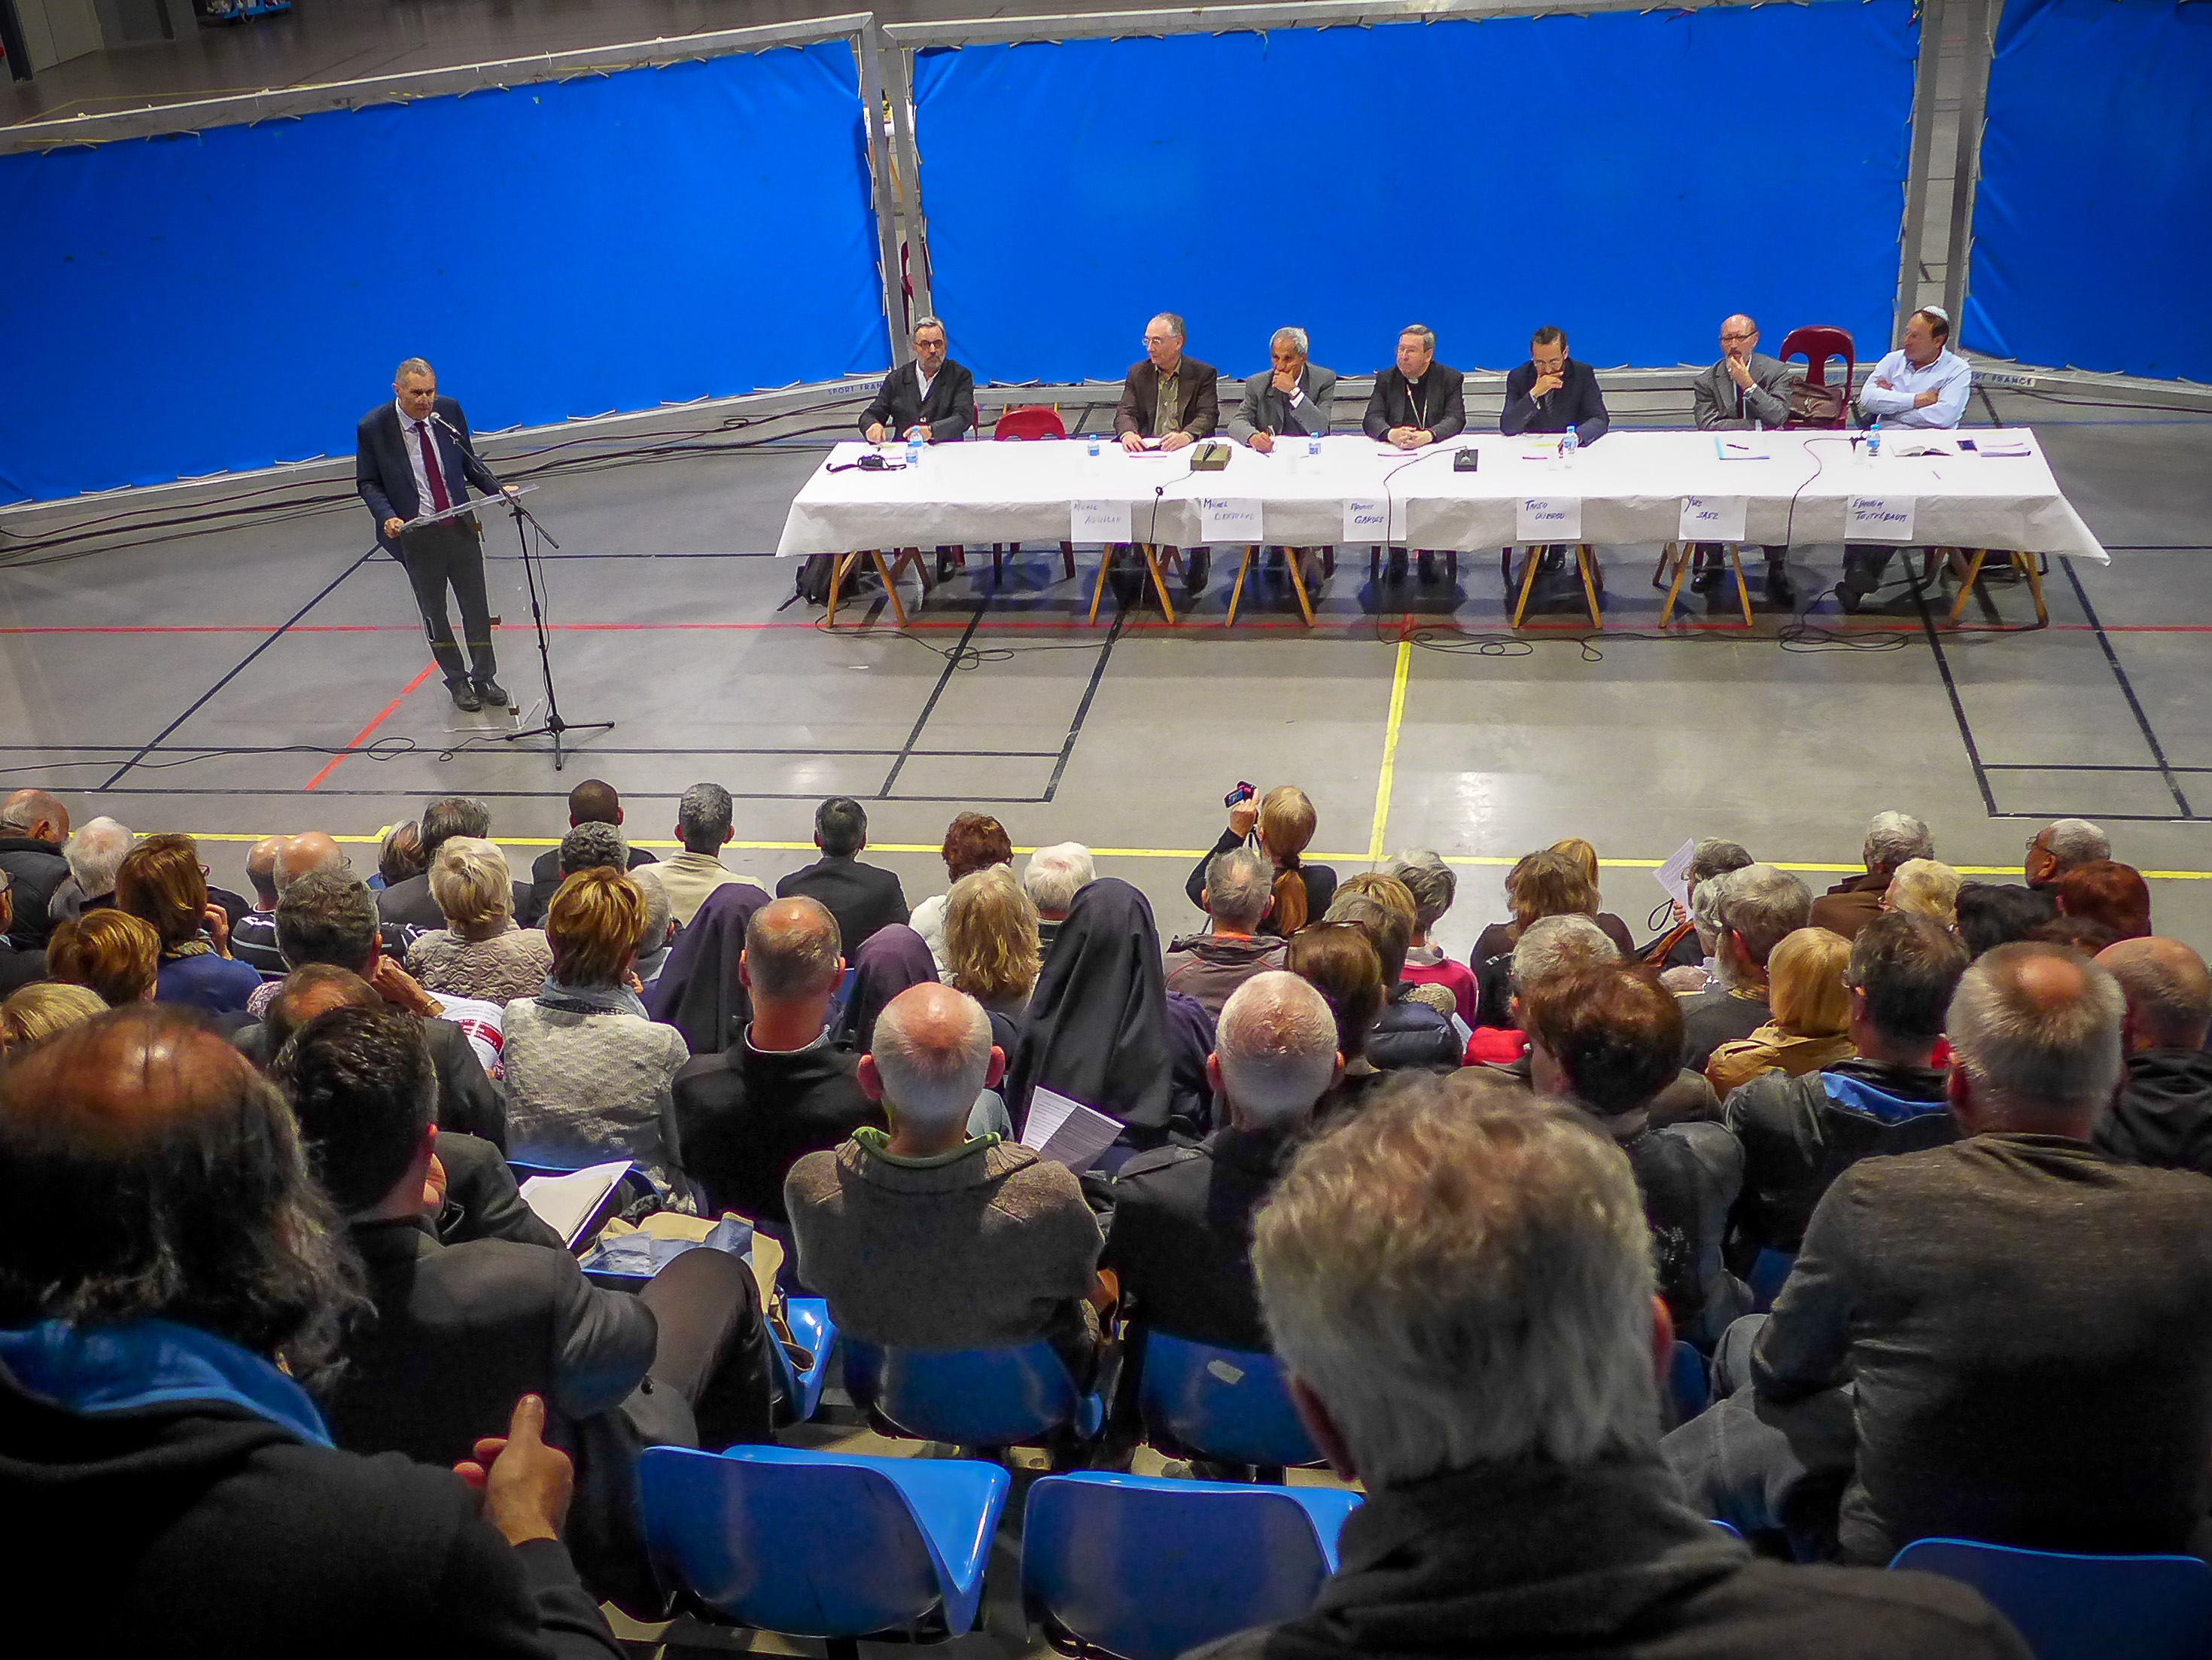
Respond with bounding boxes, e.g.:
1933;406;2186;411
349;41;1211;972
434;1128;567;1250
522;845;659;927
1502;357;1611;442
1104;1126;1291;1351
672;1033;885;1228
775;855;910;954
1362;364;1468;442
235;1011;509;1150
1113;357;1221;441
860;358;977;443
356;396;501;553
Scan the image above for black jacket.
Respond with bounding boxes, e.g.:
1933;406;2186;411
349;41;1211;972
1502;357;1611;442
672;1032;884;1227
0;835;69;949
1367;986;1462;1073
1185;1457;2026;1660
357;396;501;553
1104;1126;1292;1352
0;942;46;993
434;1128;567;1250
1362;364;1468;443
235;1013;509;1150
0;1346;622;1658
1184;827;1337;938
775;855;909;955
2095;1047;2212;1177
860;358;978;444
1620;1116;1747;1348
522;845;658;928
1678;985;1769;1074
1724;1058;1954;1259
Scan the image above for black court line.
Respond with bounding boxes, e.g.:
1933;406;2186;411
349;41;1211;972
97;548;379;790
1907;568;2000;816
1042;609;1124;803
1984;763;2212;775
2061;559;2195;818
879;594;993;797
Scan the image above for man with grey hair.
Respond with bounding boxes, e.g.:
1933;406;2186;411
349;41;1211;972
2093;935;2212;1177
1646;836;1755;973
860;315;976;447
1811;811;1934;941
1388;850;1477;1024
1115;312;1222;594
658;781;761;929
1023;842;1094;953
629;866;677;990
557;821;629;883
1689;313;1798;604
1106;972;1340;1355
1228;327;1337;454
786;982;1108;1377
1672;942;2212;1565
0;787;72;949
1680;864;1812;1071
1189;1071;2025;1660
1165;846;1285;1018
47;813;132;929
2025;817;2110;888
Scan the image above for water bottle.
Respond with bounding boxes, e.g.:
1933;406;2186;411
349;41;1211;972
1867;417;1882;460
905;437;922;471
1087;434;1101;458
1307;434;1322;460
1561;424;1580;467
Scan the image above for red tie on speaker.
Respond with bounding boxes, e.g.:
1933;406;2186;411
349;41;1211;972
416;422;452;514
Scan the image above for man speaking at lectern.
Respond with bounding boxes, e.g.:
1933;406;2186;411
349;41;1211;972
357;357;512;713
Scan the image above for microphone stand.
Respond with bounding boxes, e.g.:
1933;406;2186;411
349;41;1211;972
431;412;613;771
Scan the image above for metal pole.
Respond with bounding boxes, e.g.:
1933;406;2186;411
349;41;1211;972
1893;0;1946;349
855;19;911;367
884;43;934;324
1943;0;1997;339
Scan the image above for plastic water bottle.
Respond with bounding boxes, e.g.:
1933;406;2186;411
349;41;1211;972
1561;424;1580;467
1307;434;1322;460
1867;417;1882;460
1087;434;1101;458
905;437;922;471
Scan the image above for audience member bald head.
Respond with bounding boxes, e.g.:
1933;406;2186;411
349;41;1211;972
276;832;345;894
1210;970;1341;1130
2098;937;2212;1053
740;896;845;1051
246;836;285;908
0;1006;358;1378
862;982;1002;1154
0;788;70;844
1946;943;2125;1137
567;778;623;827
263;964;380;1055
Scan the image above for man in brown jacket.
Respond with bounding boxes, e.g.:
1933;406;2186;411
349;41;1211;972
1809;811;1934;942
1113;311;1221;595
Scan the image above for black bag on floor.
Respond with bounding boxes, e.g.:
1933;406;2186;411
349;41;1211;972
796;554;835;606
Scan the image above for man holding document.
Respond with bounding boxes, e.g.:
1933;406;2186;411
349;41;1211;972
1690;314;1797;605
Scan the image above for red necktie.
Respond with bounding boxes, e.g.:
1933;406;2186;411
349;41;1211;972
415;422;451;513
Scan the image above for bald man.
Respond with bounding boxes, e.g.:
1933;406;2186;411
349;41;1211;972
1690;313;1797;605
245;836;286;912
0;788;72;949
2095;937;2212;1178
233;832;351;978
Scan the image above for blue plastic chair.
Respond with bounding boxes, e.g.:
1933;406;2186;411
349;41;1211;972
844;1338;1104;1448
1669;1340;1711;1422
1889;1538;2212;1660
640;1444;1009;1652
1022;1472;1362;1660
765;1296;838;1427
1136;1331;1322;1471
1748;1248;1797;1314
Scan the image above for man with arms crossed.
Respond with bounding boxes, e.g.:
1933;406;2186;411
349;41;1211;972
1835;306;1973;612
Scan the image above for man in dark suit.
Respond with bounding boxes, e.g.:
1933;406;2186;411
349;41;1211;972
522;779;657;927
1114;312;1222;593
777;797;909;953
1502;324;1611;443
356;356;511;713
860;315;977;446
1363;324;1468;583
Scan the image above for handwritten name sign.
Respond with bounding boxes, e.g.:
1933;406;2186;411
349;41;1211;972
1517;496;1582;543
1197;497;1263;544
1679;495;1747;541
1070;499;1131;541
1342;498;1388;542
1847;495;1917;543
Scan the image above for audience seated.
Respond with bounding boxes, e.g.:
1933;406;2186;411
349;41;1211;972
504;868;689;1196
833;921;935;1052
1884;858;1960;930
1955;880;2055;958
1164;846;1286;1017
1185;786;1335;938
944;864;1042;1023
777;796;909;952
47;812;130;927
0;1007;625;1658
406;836;555;1004
117;833;262;1015
2092;937;2212;1177
1524;961;1748;1345
376;817;426;893
628;866;676;989
44;908;160;1005
910;812;1012;976
1679;864;1812;1072
1286;921;1389;1118
644;877;771;1055
1660;869;1734;994
1670;943;2212;1564
1705;927;1853;1096
1106;973;1338;1352
1188;1072;2023;1660
0;788;71;949
2025;817;2110;890
0;981;105;1054
674;897;881;1231
1724;913;1966;1261
787;982;1108;1378
1323;874;1460;1071
378;796;501;931
1386;850;1478;1022
0;870;47;992
1809;811;1933;941
1023;840;1095;952
231;831;342;976
1643;837;1754;970
521;779;656;925
2054;858;2152;941
1471;848;1618;1025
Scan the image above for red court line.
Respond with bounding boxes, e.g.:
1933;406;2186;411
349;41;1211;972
12;619;2212;637
304;662;437;792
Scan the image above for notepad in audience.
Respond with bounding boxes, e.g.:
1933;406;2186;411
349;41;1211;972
519;1159;632;1247
1019;1088;1123;1174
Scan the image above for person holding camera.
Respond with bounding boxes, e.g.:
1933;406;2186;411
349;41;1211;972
1184;784;1337;939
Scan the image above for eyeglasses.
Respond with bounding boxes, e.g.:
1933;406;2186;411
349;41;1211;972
1720;330;1757;343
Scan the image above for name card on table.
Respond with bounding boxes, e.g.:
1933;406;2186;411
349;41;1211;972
1847;495;1917;542
1070;498;1131;542
1343;498;1388;542
1517;496;1581;542
1679;495;1747;541
1197;497;1263;544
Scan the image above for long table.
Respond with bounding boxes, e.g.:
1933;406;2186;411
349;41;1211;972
775;428;2107;626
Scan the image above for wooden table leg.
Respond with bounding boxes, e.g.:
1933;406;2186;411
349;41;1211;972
872;549;910;628
1946;550;1990;626
1576;544;1603;629
2017;552;2049;626
1088;544;1115;625
1283;544;1316;628
1727;543;1754;628
1143;544;1179;625
1658;541;1692;625
1224;545;1255;627
826;552;860;626
1510;545;1544;628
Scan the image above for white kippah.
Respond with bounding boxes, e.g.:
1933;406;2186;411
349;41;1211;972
1919;305;1951;324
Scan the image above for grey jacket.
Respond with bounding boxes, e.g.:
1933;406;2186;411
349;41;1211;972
1226;364;1337;443
1692;352;1794;431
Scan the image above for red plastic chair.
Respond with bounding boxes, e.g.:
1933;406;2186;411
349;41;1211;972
1778;326;1855;428
990;405;1076;581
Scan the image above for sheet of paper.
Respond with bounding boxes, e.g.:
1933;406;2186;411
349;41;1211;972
519;1159;632;1247
1517;496;1582;542
1071;498;1132;541
1654;836;1696;912
1679;495;1748;541
1342;498;1388;542
1977;436;2033;458
1197;496;1262;544
1848;495;1918;542
1018;1086;1124;1174
1714;437;1770;461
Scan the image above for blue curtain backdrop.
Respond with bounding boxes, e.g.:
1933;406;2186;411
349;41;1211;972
0;44;887;504
913;2;1915;387
1969;0;2211;381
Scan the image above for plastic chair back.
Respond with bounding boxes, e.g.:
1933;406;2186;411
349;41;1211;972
1889;1538;2212;1660
1749;1247;1797;1314
1022;1473;1362;1660
995;405;1066;441
1669;1340;1711;1422
1136;1332;1322;1468
765;1296;838;1426
1780;325;1856;396
844;1338;1102;1447
640;1444;1007;1637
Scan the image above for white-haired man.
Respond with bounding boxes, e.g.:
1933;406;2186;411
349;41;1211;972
0;788;72;949
1185;1072;2026;1660
1022;842;1094;954
784;982;1109;1378
2025;818;2110;890
1106;972;1339;1354
47;813;132;929
1164;847;1285;1018
1809;811;1933;941
860;315;976;447
1669;944;2212;1565
1228;327;1336;455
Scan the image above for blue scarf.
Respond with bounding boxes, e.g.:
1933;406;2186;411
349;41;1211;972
0;1318;332;1447
536;975;650;1020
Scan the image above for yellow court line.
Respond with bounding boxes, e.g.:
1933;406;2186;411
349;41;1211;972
1368;638;1414;862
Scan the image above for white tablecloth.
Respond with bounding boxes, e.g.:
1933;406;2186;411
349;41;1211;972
774;429;2107;563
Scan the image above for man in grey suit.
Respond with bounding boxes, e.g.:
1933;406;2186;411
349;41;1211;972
1227;327;1336;452
1690;314;1797;605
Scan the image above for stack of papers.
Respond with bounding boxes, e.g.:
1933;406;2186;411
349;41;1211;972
1977;435;2034;457
519;1159;633;1249
1019;1087;1124;1174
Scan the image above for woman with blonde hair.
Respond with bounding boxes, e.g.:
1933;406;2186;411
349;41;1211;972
405;835;552;1004
46;909;162;1007
0;982;106;1055
1884;857;1962;930
944;864;1042;1019
1184;784;1338;938
1705;926;1854;1097
909;812;1015;976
